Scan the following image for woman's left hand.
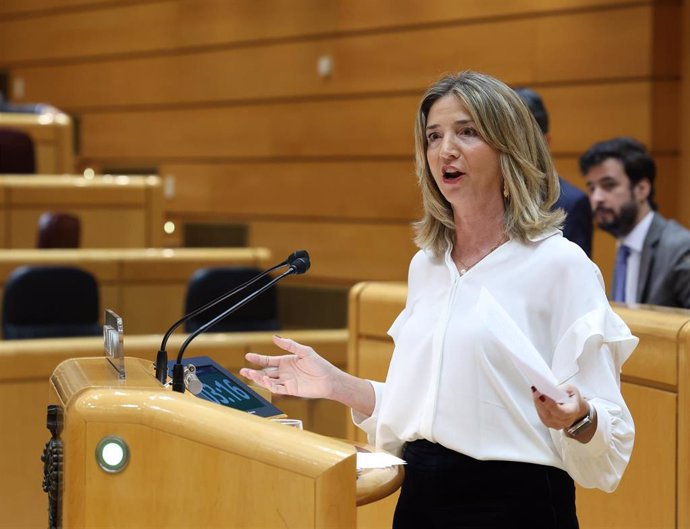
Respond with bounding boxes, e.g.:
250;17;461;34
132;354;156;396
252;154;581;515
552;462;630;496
531;384;588;431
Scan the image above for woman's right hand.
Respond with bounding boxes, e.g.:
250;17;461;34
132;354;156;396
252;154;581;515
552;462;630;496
240;335;340;399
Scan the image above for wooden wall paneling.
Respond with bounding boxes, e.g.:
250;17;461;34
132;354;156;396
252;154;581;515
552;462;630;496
248;220;417;284
679;0;690;228
547;81;669;154
160;161;419;220
651;80;681;152
80;96;417;160
533;5;651;82
0;0;641;65
653;156;680;220
11;6;656;111
80;83;660;163
651;0;683;77
0;0;158;17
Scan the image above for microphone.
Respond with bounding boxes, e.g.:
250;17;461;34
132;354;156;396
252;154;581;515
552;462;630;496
173;251;311;393
171;253;310;393
154;250;309;384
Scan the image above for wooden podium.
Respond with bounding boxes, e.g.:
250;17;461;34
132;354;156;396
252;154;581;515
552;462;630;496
45;356;358;528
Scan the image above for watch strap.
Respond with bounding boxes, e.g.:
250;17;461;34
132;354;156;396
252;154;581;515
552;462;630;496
566;401;594;438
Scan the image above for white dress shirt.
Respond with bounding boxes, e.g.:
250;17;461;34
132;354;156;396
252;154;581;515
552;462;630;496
619;211;654;303
354;230;637;492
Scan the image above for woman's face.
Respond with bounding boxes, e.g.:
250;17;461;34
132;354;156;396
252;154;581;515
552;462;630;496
425;94;503;210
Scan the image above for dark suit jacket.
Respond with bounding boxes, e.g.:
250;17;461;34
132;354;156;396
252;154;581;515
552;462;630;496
636;213;690;309
554;177;592;257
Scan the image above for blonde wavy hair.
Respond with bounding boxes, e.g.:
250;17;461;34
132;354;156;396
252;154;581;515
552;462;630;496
413;71;564;256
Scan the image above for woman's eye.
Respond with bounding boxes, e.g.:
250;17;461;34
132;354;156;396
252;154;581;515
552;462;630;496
459;127;477;137
427;132;441;142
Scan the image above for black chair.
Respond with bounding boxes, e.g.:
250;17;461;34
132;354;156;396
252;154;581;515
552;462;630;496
2;266;102;340
36;212;81;248
0;127;36;174
184;267;280;333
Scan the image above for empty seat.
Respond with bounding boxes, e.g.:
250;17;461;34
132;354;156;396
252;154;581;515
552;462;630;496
2;266;102;339
36;212;81;248
184;267;280;333
0;127;35;174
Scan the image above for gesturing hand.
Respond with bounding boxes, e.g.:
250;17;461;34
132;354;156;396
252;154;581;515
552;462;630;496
239;335;340;399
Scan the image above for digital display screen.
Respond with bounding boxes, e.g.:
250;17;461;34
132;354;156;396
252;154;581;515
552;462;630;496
195;364;263;412
168;356;282;418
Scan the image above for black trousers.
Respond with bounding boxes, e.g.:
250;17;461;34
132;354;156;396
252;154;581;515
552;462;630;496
393;440;579;529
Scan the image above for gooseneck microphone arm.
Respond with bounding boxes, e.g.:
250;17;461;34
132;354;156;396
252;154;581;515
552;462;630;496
171;256;310;393
154;250;308;384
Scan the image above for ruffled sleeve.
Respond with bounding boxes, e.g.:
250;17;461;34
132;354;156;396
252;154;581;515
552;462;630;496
552;307;638;384
549;308;638;492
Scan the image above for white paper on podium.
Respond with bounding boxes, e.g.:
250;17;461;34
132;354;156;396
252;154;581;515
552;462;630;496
475;288;571;403
356;452;406;470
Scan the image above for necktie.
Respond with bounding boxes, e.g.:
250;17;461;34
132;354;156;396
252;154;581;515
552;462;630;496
612;245;630;302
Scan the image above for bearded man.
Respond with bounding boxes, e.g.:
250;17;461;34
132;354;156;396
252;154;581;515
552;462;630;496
580;137;690;308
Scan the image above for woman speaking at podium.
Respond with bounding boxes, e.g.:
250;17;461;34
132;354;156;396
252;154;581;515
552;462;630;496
241;71;637;529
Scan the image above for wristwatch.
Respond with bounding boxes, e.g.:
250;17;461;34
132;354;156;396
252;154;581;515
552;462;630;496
566;401;594;438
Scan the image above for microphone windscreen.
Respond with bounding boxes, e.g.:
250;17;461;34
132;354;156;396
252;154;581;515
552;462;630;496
289;256;311;274
287;249;309;265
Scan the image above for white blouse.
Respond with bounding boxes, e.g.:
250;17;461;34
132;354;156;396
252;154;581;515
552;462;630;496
354;230;637;492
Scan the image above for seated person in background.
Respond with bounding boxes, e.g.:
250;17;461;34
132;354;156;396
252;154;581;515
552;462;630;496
514;87;592;256
242;71;637;529
580;136;690;308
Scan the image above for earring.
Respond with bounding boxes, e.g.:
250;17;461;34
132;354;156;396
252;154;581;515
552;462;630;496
503;182;509;199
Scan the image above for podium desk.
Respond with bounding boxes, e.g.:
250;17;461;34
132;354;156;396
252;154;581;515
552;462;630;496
0;329;349;529
0;246;270;336
0;174;163;248
46;355;358;529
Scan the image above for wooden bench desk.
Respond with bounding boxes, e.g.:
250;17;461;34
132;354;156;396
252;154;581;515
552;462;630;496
0;174;164;248
0;111;73;174
0;247;271;336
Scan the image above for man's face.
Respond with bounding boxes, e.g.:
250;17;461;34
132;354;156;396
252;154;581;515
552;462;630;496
584;158;647;237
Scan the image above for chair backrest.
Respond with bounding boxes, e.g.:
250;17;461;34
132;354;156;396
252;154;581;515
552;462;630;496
0;127;36;174
2;266;102;339
184;267;280;333
36;212;81;248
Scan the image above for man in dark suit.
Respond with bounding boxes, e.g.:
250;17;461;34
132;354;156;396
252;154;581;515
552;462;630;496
514;88;592;256
580;136;690;308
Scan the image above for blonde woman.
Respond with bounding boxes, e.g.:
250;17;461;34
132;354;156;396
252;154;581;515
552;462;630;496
242;71;637;529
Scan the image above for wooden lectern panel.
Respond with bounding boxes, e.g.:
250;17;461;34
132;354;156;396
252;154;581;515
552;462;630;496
49;356;356;529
